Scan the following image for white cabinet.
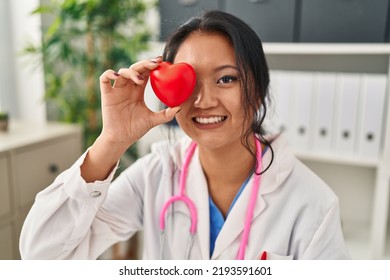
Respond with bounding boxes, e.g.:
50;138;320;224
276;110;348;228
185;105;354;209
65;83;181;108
0;121;82;259
263;43;390;259
0;224;13;260
0;155;11;218
13;137;81;208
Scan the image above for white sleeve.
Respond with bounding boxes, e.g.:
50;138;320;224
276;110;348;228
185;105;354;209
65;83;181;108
301;199;351;260
19;150;142;260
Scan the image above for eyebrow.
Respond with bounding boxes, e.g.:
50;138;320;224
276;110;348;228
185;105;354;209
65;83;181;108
214;64;238;72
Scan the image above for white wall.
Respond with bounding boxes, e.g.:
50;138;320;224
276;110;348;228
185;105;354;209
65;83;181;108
0;0;17;115
0;0;46;123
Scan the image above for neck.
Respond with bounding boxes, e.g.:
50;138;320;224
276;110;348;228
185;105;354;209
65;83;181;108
199;141;255;186
198;138;257;216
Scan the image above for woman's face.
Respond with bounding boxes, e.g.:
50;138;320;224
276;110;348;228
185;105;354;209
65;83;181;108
174;32;248;150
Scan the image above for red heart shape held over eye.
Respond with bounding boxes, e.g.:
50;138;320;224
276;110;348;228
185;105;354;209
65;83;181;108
150;61;196;107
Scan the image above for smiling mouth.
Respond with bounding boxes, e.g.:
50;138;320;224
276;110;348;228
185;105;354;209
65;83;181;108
193;116;227;124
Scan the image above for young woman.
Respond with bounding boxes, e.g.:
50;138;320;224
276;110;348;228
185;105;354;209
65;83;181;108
20;10;350;260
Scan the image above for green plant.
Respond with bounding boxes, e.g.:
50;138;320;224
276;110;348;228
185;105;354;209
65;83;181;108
0;111;9;132
25;0;156;161
0;111;8;120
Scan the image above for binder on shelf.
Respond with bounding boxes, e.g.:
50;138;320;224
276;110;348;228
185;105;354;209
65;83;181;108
312;73;337;153
290;71;315;152
333;73;361;155
356;74;387;158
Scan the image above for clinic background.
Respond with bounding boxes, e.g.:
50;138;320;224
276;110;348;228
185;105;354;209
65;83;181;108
0;0;390;260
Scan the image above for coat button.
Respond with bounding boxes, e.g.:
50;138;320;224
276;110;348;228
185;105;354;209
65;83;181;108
90;191;102;198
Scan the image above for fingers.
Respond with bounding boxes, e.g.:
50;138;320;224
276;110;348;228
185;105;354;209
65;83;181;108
100;57;163;93
114;57;162;88
113;67;145;88
150;106;182;127
99;70;121;93
130;56;163;73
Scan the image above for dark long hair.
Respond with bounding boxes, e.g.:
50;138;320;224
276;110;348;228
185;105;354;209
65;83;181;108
163;10;274;174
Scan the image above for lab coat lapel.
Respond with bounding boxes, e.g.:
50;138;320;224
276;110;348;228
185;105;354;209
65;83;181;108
211;175;267;259
211;135;295;259
184;147;210;260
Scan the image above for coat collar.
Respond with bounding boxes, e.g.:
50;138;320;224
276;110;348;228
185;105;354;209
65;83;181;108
159;134;295;259
186;148;211;259
211;134;296;258
163;137;210;259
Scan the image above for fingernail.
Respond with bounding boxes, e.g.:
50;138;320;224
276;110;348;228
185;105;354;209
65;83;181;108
150;59;158;63
113;72;120;77
137;75;144;80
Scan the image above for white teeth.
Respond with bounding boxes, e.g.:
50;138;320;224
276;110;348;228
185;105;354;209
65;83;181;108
195;116;225;124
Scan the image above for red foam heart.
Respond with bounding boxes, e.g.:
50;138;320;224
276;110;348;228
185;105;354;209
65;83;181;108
150;61;196;107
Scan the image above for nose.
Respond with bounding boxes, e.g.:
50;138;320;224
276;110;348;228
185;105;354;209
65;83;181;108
193;83;218;109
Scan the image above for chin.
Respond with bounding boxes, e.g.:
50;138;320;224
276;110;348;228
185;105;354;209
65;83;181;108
190;132;241;150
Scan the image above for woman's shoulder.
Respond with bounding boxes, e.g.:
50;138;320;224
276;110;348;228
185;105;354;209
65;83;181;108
130;135;191;173
112;136;191;194
150;135;191;156
149;135;191;165
268;133;338;203
284;153;339;210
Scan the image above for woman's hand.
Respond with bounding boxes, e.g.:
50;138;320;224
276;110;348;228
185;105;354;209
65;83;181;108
99;57;180;150
80;57;181;182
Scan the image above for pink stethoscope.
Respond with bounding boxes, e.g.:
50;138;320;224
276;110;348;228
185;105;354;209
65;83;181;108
159;137;262;260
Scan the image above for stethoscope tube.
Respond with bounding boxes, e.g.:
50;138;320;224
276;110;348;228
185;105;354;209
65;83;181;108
237;138;262;259
159;137;262;259
159;141;198;259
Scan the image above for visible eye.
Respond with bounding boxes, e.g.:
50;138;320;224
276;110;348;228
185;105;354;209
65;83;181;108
217;75;238;85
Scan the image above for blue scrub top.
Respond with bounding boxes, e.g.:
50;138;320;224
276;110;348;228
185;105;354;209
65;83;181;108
209;175;251;257
208;146;267;257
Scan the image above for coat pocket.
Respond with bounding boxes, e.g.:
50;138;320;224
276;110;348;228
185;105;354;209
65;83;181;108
257;251;294;260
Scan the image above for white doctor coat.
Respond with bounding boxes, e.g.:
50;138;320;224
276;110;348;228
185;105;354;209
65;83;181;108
20;134;350;260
